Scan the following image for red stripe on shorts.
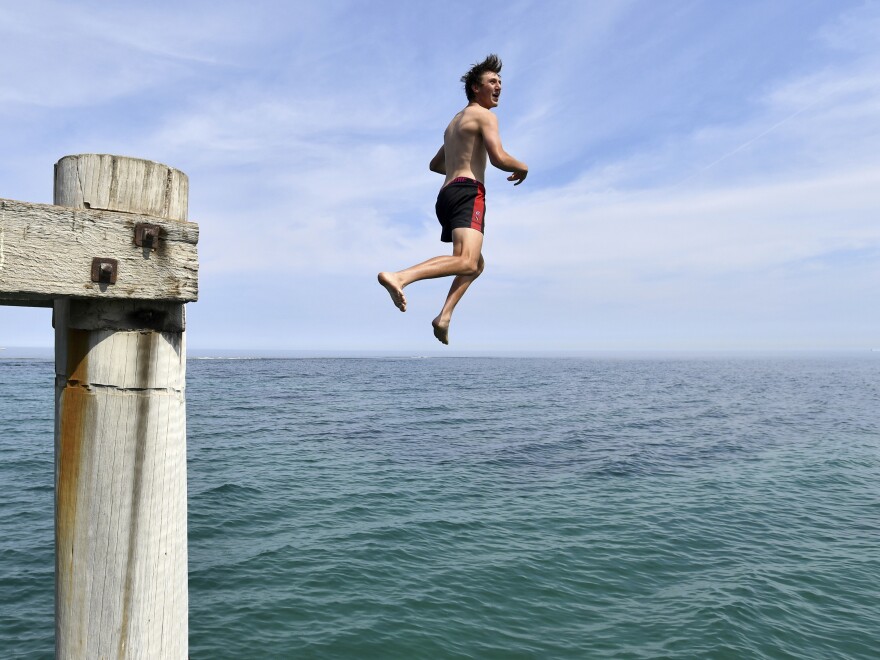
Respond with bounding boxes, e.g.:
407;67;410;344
471;185;485;232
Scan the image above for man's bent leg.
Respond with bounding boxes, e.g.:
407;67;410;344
431;229;486;344
432;255;484;344
378;228;484;312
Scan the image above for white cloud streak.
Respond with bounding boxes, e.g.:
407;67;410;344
2;0;878;349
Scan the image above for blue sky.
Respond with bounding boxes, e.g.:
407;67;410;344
1;0;878;352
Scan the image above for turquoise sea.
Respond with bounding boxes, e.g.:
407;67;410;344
2;354;879;658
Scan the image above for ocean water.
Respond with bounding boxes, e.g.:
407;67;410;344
1;354;879;658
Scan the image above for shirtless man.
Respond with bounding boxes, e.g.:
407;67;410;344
378;54;528;345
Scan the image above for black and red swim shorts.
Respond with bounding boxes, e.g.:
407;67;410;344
435;177;486;243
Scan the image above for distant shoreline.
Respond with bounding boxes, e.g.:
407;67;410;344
2;346;879;361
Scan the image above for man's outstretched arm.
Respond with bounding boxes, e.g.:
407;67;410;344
429;146;446;174
481;112;528;185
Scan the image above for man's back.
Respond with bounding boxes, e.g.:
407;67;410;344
442;105;490;185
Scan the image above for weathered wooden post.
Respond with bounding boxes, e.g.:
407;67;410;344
0;154;198;658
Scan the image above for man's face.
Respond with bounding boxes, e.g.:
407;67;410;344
472;71;501;108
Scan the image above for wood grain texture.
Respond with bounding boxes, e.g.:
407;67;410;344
54;320;188;659
55;154;188;222
53;155;190;659
0;197;198;304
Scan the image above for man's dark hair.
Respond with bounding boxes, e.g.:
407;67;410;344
461;54;502;102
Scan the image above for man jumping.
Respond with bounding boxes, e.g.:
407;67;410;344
378;54;528;345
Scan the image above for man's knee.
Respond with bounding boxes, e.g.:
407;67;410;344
462;259;483;277
457;255;481;277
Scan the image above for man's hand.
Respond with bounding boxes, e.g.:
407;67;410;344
508;168;528;186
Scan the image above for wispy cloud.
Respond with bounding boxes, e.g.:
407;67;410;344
2;1;877;349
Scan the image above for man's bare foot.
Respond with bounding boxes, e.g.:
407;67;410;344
432;316;449;345
377;272;406;312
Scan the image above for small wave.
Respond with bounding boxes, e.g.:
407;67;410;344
190;356;264;360
195;483;263;497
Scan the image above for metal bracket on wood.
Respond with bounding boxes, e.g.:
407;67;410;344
0;195;198;303
91;258;118;284
134;223;162;249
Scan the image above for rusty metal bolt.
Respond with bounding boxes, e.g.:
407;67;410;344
90;258;118;284
134;223;162;249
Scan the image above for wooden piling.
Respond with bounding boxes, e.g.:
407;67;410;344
53;155;191;658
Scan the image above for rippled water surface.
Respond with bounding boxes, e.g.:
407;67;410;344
2;355;879;658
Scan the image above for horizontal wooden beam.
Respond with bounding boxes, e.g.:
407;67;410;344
0;197;198;304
